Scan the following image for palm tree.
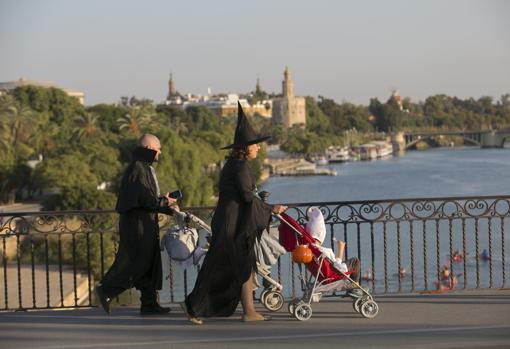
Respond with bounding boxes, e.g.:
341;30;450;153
117;105;156;135
73;112;99;140
0;95;36;157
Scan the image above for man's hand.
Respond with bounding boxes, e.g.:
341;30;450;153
163;192;178;207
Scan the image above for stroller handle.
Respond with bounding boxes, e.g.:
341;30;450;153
273;213;303;237
174;209;212;234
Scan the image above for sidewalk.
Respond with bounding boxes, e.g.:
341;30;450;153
0;202;42;213
1;289;509;349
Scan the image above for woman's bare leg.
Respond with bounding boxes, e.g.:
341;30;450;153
241;273;263;318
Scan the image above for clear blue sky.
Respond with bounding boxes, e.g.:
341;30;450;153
1;0;509;106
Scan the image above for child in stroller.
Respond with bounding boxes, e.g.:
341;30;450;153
277;210;379;321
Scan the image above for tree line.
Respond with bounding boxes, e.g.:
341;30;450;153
1;85;509;207
0;85;270;207
278;93;510;154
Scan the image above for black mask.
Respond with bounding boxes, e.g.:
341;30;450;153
132;147;158;164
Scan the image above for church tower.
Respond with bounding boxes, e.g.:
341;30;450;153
255;77;262;95
167;73;176;99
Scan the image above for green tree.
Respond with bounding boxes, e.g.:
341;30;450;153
33;152;99;190
117;105;156;135
73;112;100;141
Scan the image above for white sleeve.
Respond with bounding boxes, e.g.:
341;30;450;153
333;258;348;273
317;245;337;261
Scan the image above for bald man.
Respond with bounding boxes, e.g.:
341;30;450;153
96;134;177;315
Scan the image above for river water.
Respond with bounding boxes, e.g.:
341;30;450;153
162;147;510;302
261;147;510;203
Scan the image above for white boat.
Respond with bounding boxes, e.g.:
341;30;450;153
356;144;377;161
326;146;350;163
371;141;394;158
315;156;329;166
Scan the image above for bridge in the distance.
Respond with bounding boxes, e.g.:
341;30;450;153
392;129;510;150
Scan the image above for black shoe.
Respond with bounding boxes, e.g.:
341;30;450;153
140;303;171;315
95;285;111;315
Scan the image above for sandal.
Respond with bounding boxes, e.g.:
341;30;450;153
179;301;203;325
242;314;272;322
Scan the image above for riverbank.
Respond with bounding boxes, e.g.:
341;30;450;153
265;157;336;177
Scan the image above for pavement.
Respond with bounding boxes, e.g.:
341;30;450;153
0;264;90;309
1;289;509;349
0;202;42;214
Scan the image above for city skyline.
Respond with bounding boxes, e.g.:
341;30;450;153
1;0;509;106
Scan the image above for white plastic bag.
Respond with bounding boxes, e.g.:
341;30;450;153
161;225;199;261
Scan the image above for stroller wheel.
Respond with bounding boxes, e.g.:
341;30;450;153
360;300;379;319
294;303;313;321
288;298;301;314
353;297;364;313
259;289;270;305
263;291;284;312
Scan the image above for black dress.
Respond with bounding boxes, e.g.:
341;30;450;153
100;147;173;305
185;158;273;317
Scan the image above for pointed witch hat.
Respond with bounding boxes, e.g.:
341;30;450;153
221;102;271;149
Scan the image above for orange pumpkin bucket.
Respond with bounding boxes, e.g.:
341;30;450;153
292;244;313;264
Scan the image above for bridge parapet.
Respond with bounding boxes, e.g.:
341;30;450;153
1;195;508;311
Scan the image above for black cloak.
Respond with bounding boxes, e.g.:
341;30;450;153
100;147;173;300
185;158;273;317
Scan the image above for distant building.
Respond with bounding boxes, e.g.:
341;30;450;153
272;67;306;128
182;93;272;118
389;90;410;113
167;73;176;98
0;78;85;104
165;73;183;105
391;90;404;111
163;74;272;117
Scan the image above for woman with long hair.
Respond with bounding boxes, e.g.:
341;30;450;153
181;103;286;324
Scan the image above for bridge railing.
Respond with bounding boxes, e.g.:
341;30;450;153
1;195;508;311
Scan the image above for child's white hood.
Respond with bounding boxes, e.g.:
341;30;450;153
305;206;327;244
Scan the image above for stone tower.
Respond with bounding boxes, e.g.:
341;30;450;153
282;67;294;98
272;67;306;128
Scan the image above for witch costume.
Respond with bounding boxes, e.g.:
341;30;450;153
184;103;273;318
97;146;173;313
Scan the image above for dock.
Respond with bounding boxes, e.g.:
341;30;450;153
267;158;336;177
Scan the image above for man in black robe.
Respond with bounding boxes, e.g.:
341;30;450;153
96;134;176;315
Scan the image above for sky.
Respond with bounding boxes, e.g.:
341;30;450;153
1;0;509;106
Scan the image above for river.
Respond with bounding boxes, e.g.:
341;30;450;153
162;147;510;302
261;147;510;203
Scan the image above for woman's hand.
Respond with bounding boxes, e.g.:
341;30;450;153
272;205;288;214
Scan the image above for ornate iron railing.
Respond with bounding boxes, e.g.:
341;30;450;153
1;195;508;311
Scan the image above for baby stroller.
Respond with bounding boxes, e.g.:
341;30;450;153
254;226;287;312
161;209;286;312
277;212;379;321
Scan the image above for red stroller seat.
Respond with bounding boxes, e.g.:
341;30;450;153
278;213;352;284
